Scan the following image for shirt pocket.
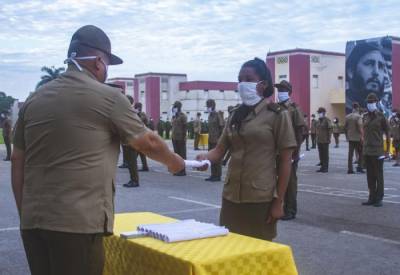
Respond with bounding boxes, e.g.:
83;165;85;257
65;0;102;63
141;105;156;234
251;176;276;191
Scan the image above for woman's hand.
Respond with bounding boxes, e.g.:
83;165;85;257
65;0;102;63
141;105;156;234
266;198;284;224
195;153;210;171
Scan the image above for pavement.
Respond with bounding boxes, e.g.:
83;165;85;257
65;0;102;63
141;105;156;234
1;137;400;275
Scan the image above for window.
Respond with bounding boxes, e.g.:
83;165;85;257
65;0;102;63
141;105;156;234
162;90;168;100
161;77;168;83
277;56;288;64
338;76;344;88
311;56;320;63
204;89;209;99
279;75;287;80
220;90;224;93
127;82;133;87
139;78;145;84
312;75;319;88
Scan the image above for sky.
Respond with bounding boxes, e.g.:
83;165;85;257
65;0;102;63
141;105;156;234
0;0;399;101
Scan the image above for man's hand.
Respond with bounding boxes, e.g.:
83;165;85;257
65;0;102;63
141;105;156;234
266;198;284;224
195;153;209;171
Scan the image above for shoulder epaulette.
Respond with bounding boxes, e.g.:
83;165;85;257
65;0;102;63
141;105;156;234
267;102;282;114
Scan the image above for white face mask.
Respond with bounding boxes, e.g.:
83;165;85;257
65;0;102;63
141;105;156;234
237;82;262;106
367;103;378;112
64;52;108;81
172;107;178;115
207;107;213;112
277;91;290;103
318;113;325;118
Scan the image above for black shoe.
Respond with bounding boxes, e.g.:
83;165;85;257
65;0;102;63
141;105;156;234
316;163;322;166
194;148;200;151
373;201;383;207
281;214;295;221
316;169;328;173
356;168;365;173
353;160;358;164
361;200;375;206
306;149;310;151
123;181;139;188
118;163;128;168
393;163;400;167
3;158;10;161
205;176;221;182
139;168;149;172
174;170;186;176
347;170;355;174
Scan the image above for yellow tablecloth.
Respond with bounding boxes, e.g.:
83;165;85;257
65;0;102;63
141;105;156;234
198;134;208;148
383;138;395;155
104;212;298;275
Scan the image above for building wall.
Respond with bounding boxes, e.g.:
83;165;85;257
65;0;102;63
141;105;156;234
290;54;310;116
145;77;160;122
160;76;187;120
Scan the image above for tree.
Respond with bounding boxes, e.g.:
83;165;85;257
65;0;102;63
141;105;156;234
0;91;16;115
35;66;65;89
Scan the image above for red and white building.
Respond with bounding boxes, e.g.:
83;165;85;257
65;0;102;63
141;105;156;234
267;48;346;121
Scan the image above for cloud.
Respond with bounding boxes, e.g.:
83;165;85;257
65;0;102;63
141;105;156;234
0;0;399;100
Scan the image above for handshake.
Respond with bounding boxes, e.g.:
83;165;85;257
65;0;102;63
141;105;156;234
184;159;211;171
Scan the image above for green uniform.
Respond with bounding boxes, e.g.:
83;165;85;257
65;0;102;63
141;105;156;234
278;100;305;218
165;120;172;139
310;118;317;148
1;117;12;160
333;122;341;147
137;111;149;170
208;111;225;179
157;119;165;137
217;100;296;240
316;117;333;171
363;110;389;203
172;112;187;159
187;120;194;139
193;118;202;150
13;65;148;275
345;111;363;172
389;115;400;151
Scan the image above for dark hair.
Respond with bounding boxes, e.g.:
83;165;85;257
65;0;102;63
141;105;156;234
352;102;360;109
126;95;133;104
230;58;273;132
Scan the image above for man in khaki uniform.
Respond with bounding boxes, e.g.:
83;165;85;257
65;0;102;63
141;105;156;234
344;102;365;174
390;109;400;167
316;107;333;173
310;114;317;149
302;114;310;151
1;112;12;161
11;25;184;275
206;99;225;181
165;118;172;139
362;93;390;207
275;80;305;220
134;102;149;171
332;117;341;148
193;112;202;150
171;101;187;176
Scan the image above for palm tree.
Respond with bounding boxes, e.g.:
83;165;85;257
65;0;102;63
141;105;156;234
36;66;65;89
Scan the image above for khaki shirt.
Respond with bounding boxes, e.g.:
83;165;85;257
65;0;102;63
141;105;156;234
389;116;400;141
13;65;148;234
171;112;187;140
193;118;202;134
332;123;341;134
279;100;305;147
302;117;310;135
311;119;317;134
137;111;149;126
218;99;297;203
363;111;389;156
316;117;333;144
345;111;363;142
208;111;224;143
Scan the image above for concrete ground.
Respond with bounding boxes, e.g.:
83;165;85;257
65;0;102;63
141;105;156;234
1;137;399;275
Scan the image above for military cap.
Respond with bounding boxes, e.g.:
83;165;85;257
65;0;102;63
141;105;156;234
173;101;182;108
366;93;379;102
317;107;326;113
274;80;292;93
68;25;123;65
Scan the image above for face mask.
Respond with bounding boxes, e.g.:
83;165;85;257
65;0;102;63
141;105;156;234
367;103;377;112
172;107;178;115
318;113;325;119
237;82;262;106
277;91;290;103
207;107;213;112
64;52;108;81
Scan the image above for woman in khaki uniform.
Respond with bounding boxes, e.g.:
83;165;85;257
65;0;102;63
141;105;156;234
197;58;296;241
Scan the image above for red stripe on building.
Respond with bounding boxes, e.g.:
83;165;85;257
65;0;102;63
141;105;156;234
179;81;237;91
145;77;160;124
133;79;139;103
266;56;276;102
289;55;311;116
392;42;400;108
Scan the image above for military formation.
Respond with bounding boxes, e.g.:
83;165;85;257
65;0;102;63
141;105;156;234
4;25;400;275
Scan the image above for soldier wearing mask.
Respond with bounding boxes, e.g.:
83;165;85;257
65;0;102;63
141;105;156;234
275;80;305;221
1;112;12;161
390;109;400;167
316;107;333;173
193;112;202;150
362;93;390;207
11;25;184;275
205;99;225;181
332;117;341;148
171;101;187;176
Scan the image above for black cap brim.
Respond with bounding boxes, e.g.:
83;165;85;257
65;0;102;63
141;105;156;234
109;53;123;65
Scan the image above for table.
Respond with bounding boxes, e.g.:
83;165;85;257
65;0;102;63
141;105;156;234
104;212;298;275
198;134;209;149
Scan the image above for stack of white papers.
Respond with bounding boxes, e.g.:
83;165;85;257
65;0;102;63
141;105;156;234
184;160;211;169
136;219;229;243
